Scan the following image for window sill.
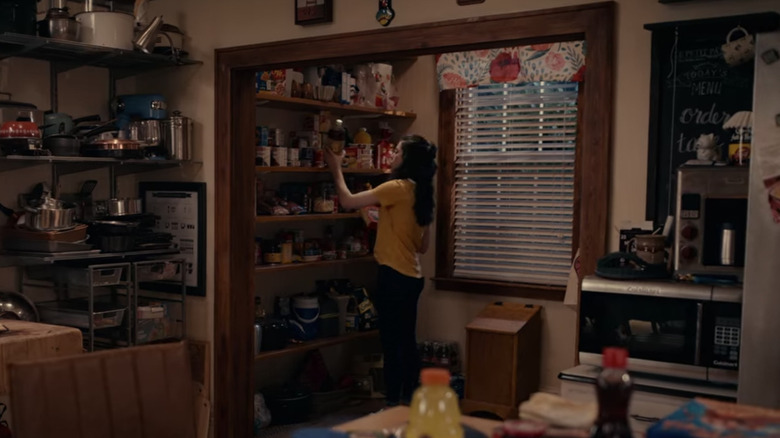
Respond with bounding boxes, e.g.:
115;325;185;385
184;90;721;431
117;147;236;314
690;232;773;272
431;277;566;301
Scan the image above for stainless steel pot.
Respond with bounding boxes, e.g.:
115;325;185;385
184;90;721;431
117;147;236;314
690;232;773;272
23;205;75;231
161;111;192;160
75;11;134;49
0;290;39;322
94;198;142;217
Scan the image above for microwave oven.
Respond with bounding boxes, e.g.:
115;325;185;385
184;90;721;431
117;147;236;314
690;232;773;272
579;276;741;385
674;167;749;281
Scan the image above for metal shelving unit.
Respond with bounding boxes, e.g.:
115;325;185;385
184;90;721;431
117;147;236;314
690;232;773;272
0;33;200;78
131;258;187;345
36;262;133;352
0;248;180;267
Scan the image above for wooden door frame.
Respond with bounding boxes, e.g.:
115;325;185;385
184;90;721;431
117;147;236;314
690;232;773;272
214;3;615;437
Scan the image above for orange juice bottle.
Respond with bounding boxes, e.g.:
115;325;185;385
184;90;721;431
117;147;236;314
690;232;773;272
406;369;463;438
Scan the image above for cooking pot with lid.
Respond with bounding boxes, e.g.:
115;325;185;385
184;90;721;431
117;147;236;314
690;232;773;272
75;10;134;50
0;94;44;126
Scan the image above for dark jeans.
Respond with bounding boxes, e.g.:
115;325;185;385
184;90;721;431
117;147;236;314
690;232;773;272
373;264;424;405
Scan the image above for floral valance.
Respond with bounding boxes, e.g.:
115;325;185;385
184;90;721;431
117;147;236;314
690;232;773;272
435;41;586;90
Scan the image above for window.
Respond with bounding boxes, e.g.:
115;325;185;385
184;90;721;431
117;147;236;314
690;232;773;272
451;82;578;287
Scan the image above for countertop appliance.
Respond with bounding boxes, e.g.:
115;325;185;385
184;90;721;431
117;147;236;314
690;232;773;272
579;276;741;385
674;166;749;281
739;30;780;408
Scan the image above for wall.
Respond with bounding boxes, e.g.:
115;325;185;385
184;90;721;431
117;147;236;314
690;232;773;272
2;0;774;400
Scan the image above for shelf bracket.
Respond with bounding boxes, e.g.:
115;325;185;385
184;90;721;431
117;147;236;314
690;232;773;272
109;165;117;198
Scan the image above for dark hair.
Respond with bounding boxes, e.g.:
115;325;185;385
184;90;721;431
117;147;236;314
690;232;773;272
392;135;437;226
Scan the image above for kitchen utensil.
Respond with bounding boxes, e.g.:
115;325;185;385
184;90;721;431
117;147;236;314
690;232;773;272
153;23;185;56
24;204;75;232
2;238;92;253
133;15;163;53
161;110;192;160
2;223;88;243
0;94;44;126
81;138;143;159
0;291;38;322
633;234;666;265
88;219;140;235
127;119;162;147
75;10;134;50
0;0;37;35
0;119;40;138
43;134;81;156
38;6;80;41
94;234;136;252
43;113;100;137
94;198;142;217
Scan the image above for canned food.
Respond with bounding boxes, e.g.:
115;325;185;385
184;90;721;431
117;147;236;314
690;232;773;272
256;146;271;166
271;146;287;167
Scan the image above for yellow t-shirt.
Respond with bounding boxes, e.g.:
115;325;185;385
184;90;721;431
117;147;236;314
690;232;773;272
372;179;424;278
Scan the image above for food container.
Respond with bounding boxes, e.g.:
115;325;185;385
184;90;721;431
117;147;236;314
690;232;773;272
160;111;192;160
38;300;126;329
256;145;271;166
75;11;134;50
271;146;287;167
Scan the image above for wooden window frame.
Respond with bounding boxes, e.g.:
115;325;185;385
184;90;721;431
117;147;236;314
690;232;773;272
434;79;595;301
214;3;614;437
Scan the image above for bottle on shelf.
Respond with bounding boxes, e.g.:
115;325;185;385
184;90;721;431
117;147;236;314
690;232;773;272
591;347;633;438
327;119;346;154
407;368;463;438
376;122;395;170
322;225;336;260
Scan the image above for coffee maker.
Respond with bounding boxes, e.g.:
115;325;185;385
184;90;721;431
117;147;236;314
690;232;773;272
674;166;749;281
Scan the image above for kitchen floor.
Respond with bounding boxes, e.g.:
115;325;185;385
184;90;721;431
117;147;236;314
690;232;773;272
262;399;387;438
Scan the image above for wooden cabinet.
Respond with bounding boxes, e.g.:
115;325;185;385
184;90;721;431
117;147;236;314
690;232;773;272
462;302;542;420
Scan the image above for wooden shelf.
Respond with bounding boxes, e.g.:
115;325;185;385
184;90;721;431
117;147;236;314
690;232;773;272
255;255;375;273
256;166;389;175
255;330;379;361
256;91;416;120
255;213;362;223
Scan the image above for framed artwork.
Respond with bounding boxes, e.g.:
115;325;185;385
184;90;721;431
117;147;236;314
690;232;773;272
139;181;207;297
457;0;485;4
295;0;333;25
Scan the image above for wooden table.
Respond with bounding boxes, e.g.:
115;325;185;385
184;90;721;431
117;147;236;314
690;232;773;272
334;406;502;436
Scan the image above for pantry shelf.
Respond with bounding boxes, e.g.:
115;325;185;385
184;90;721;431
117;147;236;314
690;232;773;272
256;166;390;175
255;213;362;223
256;92;417;120
255;330;379;361
255;255;375;273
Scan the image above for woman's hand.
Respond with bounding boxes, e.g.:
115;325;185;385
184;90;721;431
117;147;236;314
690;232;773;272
324;148;345;173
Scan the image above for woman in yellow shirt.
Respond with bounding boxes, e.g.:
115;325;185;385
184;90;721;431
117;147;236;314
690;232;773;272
325;135;436;406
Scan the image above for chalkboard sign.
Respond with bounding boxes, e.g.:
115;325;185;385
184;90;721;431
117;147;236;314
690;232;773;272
644;13;780;227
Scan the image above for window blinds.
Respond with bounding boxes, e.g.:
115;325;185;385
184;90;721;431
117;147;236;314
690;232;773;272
453;82;578;287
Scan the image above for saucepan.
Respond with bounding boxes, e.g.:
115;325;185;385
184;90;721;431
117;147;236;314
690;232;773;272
93;198;142;218
23;203;76;231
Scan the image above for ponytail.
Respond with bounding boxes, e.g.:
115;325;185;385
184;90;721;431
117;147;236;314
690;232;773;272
393;135;437;227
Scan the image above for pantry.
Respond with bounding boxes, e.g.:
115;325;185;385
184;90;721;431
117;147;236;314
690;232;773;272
214;4;614;436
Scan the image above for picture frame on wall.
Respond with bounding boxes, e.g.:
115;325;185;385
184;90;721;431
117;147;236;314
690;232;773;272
295;0;333;25
139;181;207;297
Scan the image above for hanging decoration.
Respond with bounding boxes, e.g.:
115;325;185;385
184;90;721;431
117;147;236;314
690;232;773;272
376;0;395;27
435;41;585;91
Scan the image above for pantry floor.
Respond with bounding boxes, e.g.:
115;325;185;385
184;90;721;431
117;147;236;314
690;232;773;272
261;399;387;438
